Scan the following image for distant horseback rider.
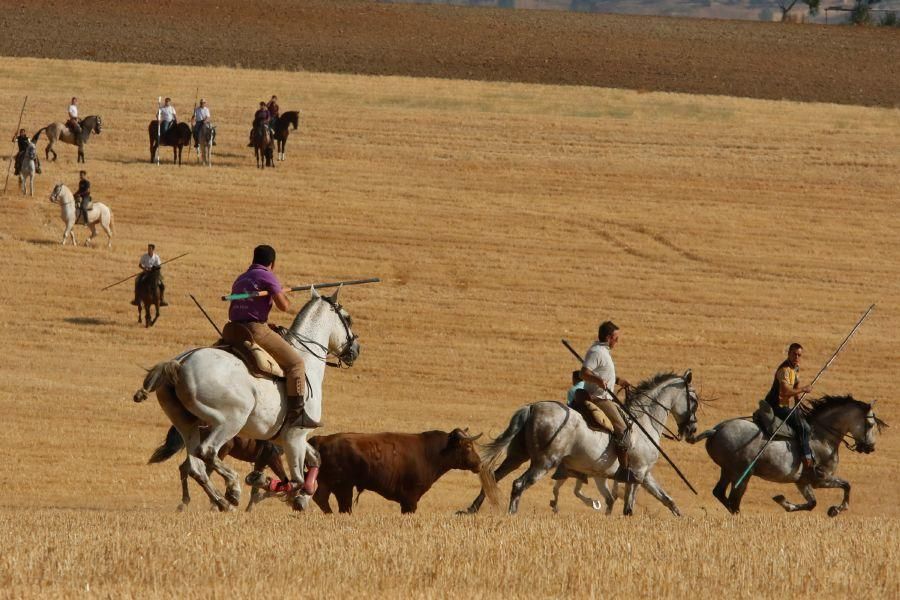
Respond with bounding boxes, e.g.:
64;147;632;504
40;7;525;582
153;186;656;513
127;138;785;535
73;170;91;226
223;245;317;431
765;342;815;470
267;95;280;123
12;128;39;176
580;321;637;483
132;243;168;307
191;98;210;148
67;97;81;136
158;97;176;136
248;102;271;146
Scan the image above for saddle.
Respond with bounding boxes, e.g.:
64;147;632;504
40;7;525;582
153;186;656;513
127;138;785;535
217;323;285;380
571;388;614;433
752;400;796;440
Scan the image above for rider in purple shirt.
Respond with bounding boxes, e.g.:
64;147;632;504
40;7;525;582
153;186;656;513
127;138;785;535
229;263;283;322
222;246;320;464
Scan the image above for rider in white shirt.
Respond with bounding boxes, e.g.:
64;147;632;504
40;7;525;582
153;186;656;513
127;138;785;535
158;98;176;135
133;243;168;306
67;97;81;135
190;99;211;148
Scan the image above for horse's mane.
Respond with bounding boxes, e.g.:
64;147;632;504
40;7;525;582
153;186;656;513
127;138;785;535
630;372;680;399
290;296;322;329
802;395;868;420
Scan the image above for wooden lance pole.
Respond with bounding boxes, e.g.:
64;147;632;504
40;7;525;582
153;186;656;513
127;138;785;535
101;252;190;291
3;96;28;194
222;277;380;301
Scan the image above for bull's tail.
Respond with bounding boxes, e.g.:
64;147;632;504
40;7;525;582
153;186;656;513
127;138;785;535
148;425;184;464
132;360;182;403
31;127;47;143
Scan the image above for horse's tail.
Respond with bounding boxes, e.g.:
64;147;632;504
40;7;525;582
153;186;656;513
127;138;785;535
108;208;114;233
31;127;47;143
148;426;184;464
688;425;721;444
133;360;182;403
477;405;533;506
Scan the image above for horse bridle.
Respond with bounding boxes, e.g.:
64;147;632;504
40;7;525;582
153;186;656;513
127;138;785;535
282;296;357;368
626;376;698;441
814;411;879;453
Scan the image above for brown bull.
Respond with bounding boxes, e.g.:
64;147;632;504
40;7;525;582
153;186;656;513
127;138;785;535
309;428;483;514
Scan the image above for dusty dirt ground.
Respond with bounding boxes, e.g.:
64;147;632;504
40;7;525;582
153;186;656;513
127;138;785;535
0;0;897;107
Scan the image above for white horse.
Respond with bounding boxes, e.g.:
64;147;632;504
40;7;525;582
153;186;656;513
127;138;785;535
49;183;114;247
197;121;215;166
133;288;360;511
19;141;37;196
461;371;699;516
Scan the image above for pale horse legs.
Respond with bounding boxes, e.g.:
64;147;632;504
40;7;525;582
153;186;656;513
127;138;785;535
550;477;619;514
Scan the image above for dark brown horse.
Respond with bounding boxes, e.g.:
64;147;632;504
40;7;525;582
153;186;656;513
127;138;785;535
135;267;161;327
149;121;193;165
271;111;299;161
149;426;289;512
251;124;275;169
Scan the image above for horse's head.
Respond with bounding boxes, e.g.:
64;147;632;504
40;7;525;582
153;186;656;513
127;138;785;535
49;183;64;204
672;369;700;441
92;115;102;134
305;286;359;367
806;395;886;454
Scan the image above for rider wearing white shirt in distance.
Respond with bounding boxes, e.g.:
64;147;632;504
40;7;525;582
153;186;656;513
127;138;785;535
133;243;168;306
190;99;210;148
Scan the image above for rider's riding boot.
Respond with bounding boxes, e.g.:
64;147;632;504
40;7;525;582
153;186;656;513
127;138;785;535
35;159;41;174
612;440;639;483
82;210;90;226
284;394;321;429
159;286;169;306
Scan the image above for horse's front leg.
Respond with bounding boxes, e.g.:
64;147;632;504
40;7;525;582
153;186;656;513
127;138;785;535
593;477;616;515
813;475;851;517
281;428;316;511
549;478;564;513
773;483;818;513
640;471;681;516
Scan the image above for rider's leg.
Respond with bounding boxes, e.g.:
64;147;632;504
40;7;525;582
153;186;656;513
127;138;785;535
247;323;316;428
14;152;22;176
81;198;90;226
593;399;637;483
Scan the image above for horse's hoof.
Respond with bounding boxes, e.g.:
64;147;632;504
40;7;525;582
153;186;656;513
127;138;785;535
226;489;241;507
827;506;841;517
177;503;187;512
772;494;786;504
292;493;311;512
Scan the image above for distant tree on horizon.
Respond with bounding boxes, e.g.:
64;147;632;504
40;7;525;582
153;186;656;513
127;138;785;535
777;0;821;21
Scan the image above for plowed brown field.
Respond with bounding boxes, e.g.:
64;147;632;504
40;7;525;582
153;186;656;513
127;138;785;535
0;0;898;107
0;6;898;596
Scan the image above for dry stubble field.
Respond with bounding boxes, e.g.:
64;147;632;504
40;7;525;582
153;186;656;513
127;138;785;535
0;57;898;597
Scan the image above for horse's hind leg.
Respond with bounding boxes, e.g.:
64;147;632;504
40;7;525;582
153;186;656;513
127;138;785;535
712;468;731;512
550;478;565;513
573;479;603;511
177;459;192;511
773;483;817;513
726;476;751;515
197;423;244;508
509;460;553;515
593;478;616;514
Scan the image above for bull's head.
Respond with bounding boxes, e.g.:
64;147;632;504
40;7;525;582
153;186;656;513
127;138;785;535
444;428;483;473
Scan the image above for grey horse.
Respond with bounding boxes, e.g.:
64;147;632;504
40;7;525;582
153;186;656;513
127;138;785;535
197;121;215;166
464;371;699;516
18;140;37;196
692;395;886;516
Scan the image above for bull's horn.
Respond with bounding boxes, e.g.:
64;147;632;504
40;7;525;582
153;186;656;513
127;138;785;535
462;432;483;442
